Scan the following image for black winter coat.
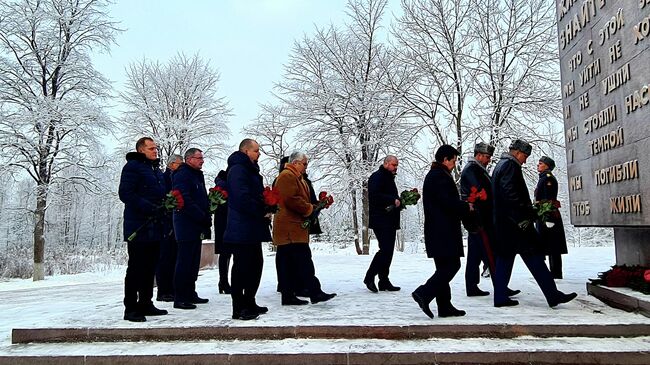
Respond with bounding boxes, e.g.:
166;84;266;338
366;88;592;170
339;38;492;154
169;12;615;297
534;170;568;255
492;153;541;255
423;163;470;259
223;151;272;244
118;152;166;243
368;166;401;230
213;172;229;252
172;164;211;242
304;173;323;235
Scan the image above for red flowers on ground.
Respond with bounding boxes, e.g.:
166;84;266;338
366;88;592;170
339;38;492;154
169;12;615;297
208;186;228;213
263;186;280;213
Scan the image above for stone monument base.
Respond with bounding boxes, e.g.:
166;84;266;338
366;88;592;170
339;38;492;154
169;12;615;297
614;228;650;266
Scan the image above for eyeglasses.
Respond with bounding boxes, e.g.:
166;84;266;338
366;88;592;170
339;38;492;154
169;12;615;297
190;156;204;160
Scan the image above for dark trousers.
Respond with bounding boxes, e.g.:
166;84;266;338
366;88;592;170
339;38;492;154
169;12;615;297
276;243;322;296
548;254;563;279
174;239;201;303
366;227;397;282
415;256;461;308
124;241;160;312
219;251;232;284
494;252;559;304
156;235;177;296
465;232;490;290
230;242;263;312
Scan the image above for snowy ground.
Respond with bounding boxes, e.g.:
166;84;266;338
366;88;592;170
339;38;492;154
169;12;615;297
1;244;650;356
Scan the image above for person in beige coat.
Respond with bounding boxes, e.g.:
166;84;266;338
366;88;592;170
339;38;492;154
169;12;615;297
273;151;336;305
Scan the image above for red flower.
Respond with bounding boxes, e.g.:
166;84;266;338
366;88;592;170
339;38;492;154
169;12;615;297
208;186;228;213
645;270;650;283
302;191;334;229
263;186;280;213
467;187;487;203
166;189;184;210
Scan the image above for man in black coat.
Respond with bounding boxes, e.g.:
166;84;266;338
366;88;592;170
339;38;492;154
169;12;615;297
213;170;232;294
172;148;211;310
224;138;272;320
156;154;182;302
118;137;168;322
492;140;576;308
535;156;567;279
412;145;471;318
460;142;496;297
364;155;402;293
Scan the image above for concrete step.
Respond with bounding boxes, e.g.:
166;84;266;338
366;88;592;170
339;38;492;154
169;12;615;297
11;323;650;344
1;336;650;364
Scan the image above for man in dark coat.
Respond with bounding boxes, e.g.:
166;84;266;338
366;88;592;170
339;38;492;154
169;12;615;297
492;140;576;308
156;154;182;302
224;138;272;320
213;170;232;294
535;156;567;279
118;137;168;322
172;148;211;310
412;145;471;319
364;155;402;293
460;142;496;297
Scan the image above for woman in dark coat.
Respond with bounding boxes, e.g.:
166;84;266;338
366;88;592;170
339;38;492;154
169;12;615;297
412;145;471;319
534;156;567;279
213;170;231;293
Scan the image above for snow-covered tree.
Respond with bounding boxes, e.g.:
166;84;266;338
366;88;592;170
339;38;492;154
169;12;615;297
119;52;232;162
0;0;120;280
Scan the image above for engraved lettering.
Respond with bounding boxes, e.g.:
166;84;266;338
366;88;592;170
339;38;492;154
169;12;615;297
566;126;579;142
641;0;650;9
588;126;624;155
610;194;642;214
624;84;650;114
599;8;625;46
594;159;638;186
608;40;622;63
601;62;630;95
583;104;617;134
569;51;582;71
633;14;650;45
570;175;583;191
564;105;572;120
580;58;601;86
564;79;575;98
560;0;600;49
579;92;590;110
572;201;591;216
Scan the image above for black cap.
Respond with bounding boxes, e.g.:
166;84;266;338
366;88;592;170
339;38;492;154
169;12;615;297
509;139;532;155
539;156;555;171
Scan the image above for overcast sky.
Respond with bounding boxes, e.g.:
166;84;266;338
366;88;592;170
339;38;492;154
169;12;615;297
93;0;361;149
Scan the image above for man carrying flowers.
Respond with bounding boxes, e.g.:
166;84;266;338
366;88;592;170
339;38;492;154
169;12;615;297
273;151;336;306
118;137;169;322
364;155;403;293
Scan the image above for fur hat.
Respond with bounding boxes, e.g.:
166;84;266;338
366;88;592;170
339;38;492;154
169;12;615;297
539;156;555;171
509;139;532;155
474;142;495;156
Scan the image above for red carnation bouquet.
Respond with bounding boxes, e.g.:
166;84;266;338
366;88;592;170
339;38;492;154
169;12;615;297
467;186;488;203
208;186;228;213
128;189;184;242
263;186;281;214
302;191;334;229
386;188;421;212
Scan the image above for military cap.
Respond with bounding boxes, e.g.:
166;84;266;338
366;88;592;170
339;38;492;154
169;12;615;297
509;139;532;155
539;156;556;171
474;142;495;156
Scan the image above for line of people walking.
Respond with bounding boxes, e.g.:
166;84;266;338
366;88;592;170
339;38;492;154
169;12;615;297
118;136;576;322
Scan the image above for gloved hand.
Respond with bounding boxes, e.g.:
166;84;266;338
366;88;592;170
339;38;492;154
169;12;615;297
309;208;321;221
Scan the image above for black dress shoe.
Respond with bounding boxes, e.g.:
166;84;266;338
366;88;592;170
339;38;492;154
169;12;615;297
232;308;259;320
140;305;168;316
411;291;434;319
311;292;337;304
548;292;577;307
251;304;268;315
191;296;209;304
378;280;401;291
295;288;311;297
507;288;521;297
466;287;490;297
438;305;466;317
364;277;378;293
124;311;146;322
282;295;309;305
494;299;519;307
174;302;197;310
156;294;175;302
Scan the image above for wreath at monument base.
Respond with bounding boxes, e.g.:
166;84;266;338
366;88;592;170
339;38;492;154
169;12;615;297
590;265;650;295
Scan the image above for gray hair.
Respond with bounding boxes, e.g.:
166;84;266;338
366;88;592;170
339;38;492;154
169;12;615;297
289;151;308;163
184;148;202;161
166;154;182;166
